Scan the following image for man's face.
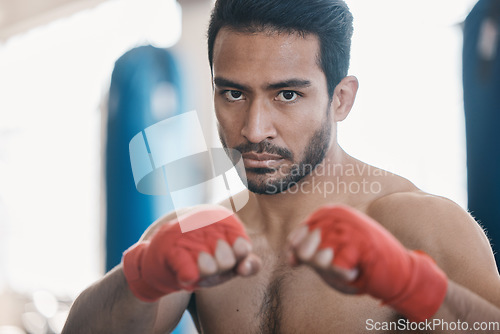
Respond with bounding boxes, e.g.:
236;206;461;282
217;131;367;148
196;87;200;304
212;28;334;194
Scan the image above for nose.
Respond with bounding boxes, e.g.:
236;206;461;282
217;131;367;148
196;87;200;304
240;98;277;143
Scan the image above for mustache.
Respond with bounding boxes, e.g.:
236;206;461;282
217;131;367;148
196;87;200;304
233;141;293;160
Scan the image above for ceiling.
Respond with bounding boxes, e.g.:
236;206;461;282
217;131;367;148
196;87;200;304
0;0;208;42
0;0;114;41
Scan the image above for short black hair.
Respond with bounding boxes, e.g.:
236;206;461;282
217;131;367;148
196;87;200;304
207;0;354;98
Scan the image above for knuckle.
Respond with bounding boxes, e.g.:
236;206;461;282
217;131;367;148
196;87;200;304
198;252;217;276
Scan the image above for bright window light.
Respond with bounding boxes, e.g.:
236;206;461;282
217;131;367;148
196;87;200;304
343;0;478;208
0;0;181;298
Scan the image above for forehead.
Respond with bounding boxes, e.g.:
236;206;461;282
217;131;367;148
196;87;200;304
212;27;324;84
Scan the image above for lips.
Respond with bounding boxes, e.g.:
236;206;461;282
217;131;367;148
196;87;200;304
242;152;284;169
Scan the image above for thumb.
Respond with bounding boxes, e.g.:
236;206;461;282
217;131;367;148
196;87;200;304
236;253;262;277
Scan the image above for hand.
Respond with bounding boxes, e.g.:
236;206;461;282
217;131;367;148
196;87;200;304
287;224;359;295
122;206;261;302
287;205;448;322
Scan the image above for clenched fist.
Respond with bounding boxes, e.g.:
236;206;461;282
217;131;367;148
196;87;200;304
122;206;261;302
288;205;448;322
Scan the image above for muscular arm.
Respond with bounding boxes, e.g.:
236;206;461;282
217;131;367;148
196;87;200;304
62;265;190;334
62;211;192;334
63;205;260;334
369;192;500;328
437;281;500;325
289;192;500;330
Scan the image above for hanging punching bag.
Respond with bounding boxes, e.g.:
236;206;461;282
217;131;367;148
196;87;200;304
105;45;186;271
463;0;500;271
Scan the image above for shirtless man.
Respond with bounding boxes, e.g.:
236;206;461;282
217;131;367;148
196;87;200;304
63;0;500;333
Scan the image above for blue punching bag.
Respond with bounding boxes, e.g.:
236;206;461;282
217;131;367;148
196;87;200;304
105;45;185;271
463;0;500;271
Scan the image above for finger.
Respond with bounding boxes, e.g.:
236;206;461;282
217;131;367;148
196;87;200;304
198;251;218;277
287;226;308;267
312;247;359;283
287;225;309;247
232;237;252;261
287;248;299;267
197;271;236;288
328;265;359;283
313;248;334;269
317;270;359;295
296;228;321;262
214;239;237;272
236;253;262;277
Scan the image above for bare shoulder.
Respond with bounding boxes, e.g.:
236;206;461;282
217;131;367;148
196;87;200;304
366;189;499;299
365;190;485;252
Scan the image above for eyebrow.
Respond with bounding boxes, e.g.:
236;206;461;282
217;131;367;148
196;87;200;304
267;79;311;90
213;77;249;91
213;77;311;91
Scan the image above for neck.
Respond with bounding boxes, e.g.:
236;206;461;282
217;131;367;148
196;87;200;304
242;144;355;238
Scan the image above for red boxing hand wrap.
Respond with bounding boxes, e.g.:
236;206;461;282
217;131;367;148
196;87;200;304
122;207;249;302
304;205;448;322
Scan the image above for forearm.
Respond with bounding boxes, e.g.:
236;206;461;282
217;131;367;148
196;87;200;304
62;266;159;334
432;280;500;333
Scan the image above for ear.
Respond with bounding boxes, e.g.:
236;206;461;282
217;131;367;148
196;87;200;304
330;76;359;122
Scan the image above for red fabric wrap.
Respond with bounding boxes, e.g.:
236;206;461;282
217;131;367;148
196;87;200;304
122;207;249;302
304;205;448;322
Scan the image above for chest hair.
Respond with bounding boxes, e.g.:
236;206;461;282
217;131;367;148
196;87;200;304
256;265;291;334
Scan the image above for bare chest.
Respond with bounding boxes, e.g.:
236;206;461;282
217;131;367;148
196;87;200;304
192;250;398;334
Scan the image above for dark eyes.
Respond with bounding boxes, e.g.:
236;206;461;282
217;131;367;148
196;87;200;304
276;90;299;102
224;90;244;101
222;90;300;103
